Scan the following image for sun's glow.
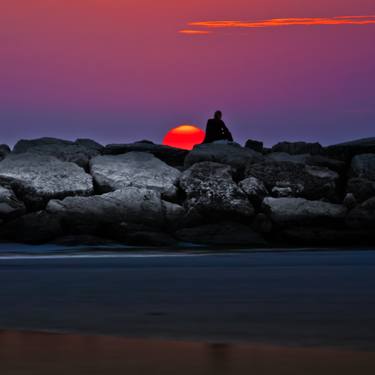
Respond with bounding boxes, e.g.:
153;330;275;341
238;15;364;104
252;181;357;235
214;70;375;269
163;125;205;150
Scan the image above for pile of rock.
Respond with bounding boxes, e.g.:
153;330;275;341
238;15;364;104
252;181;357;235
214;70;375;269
0;137;374;247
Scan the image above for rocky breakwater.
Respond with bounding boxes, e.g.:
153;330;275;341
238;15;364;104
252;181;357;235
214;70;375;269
0;137;374;247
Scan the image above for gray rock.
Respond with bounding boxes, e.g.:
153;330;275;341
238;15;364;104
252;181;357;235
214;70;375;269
271;186;295;198
239;177;268;204
343;193;357;210
325;137;375;161
305;165;339;180
245;139;263;153
13;137;103;168
351;154;375;181
175;222;266;246
347;198;375;229
305;155;345;173
272;141;323;155
347;178;375;202
0;153;93;209
47;187;185;230
75;138;104;151
179;162;254;219
0;145;10;161
246;161;337;200
0;211;63;243
0;185;26;220
90;152;180;195
262;197;347;225
184;143;264;172
267;152;309;164
103;142;188;167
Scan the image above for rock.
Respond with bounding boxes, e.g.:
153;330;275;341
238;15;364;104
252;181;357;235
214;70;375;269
272;141;323;155
0;211;63;243
0;153;93;210
75;138;104;151
245;139;263;153
0;185;26;220
13;137;103;168
103;142;188;167
267;152;309;164
0;145;10;161
271;186;295;198
245;161;337;200
347;178;375;202
239;177;268;205
184;143;264;172
347;198;375;229
262;197;347;225
343;193;357;210
325;137;375;161
47;188;185;232
350;154;375;181
305;155;345;173
90;152;180;195
305;165;339;180
175;222;267;246
179;162;254;219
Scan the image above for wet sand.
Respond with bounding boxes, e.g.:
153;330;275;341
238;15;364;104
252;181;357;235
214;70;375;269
0;331;375;375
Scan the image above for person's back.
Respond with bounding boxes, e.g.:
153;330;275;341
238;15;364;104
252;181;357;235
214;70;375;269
203;111;233;144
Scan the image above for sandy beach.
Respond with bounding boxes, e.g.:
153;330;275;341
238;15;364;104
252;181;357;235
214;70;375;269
1;331;375;375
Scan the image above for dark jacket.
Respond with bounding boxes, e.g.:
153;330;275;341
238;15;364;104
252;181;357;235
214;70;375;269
203;119;233;144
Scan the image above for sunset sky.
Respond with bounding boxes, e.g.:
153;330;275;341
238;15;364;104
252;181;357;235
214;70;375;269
1;0;375;146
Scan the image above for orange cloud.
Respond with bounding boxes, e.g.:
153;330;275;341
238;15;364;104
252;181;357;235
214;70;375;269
179;29;211;35
184;15;375;34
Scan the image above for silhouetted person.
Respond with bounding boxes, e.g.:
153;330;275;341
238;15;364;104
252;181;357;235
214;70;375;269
203;111;233;144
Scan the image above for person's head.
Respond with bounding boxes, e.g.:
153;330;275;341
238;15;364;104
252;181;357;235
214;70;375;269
214;111;222;120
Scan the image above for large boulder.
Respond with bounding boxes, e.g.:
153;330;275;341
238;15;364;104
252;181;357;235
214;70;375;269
0;153;93;209
47;188;185;232
90;152;180;195
245;139;264;153
239;177;268;205
179;162;254;219
346;178;375;203
245;161;338;200
325;138;375;161
305;155;345;173
267;152;308;164
175;222;266;246
103;142;188;167
272;141;323;155
0;185;26;220
262;197;347;225
350;154;375;181
0;145;10;161
347;198;375;229
13;137;103;168
184;143;264;172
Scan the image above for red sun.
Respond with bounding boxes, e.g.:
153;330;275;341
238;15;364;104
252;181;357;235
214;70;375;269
163;125;205;150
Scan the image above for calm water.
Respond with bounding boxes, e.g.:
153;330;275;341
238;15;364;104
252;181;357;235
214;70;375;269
0;246;375;349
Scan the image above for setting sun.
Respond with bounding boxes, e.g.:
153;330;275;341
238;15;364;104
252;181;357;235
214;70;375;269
163;125;205;150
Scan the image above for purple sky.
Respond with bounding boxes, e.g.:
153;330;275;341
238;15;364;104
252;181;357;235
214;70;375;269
1;0;375;147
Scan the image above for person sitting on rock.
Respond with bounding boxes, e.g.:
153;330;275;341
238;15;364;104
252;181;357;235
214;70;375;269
203;111;234;144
